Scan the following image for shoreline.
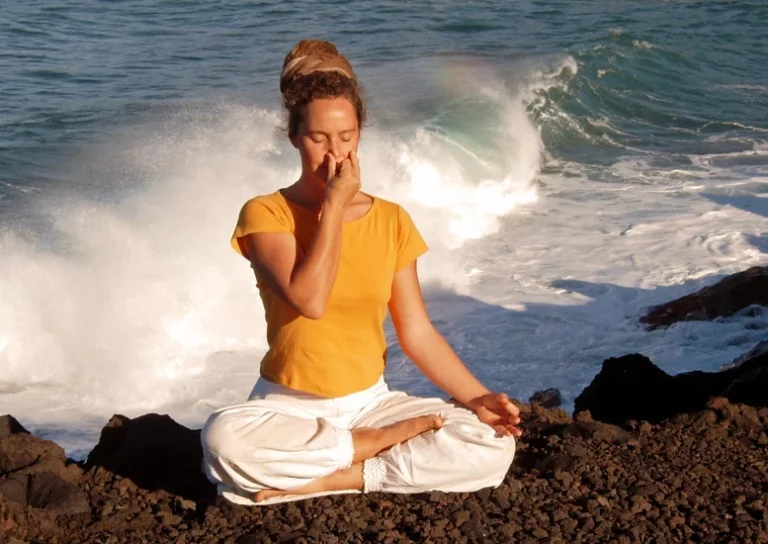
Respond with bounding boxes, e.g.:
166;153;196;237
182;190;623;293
1;268;766;543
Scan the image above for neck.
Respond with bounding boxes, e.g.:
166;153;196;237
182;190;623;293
285;173;326;212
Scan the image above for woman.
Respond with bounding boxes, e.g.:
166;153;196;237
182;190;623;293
201;40;522;506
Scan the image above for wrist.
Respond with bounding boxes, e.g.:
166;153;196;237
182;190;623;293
462;390;492;411
320;200;345;221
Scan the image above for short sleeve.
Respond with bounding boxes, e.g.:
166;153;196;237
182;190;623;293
395;205;428;271
230;198;291;257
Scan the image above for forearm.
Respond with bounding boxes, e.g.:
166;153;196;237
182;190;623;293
403;326;491;408
289;204;344;317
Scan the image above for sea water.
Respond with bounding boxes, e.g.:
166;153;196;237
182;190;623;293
1;1;766;459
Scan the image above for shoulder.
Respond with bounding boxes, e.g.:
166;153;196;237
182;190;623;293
370;195;413;221
240;191;288;215
238;191;294;223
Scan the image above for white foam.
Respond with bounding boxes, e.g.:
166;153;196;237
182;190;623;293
1;58;766;458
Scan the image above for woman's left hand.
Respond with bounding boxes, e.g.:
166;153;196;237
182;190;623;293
468;393;523;437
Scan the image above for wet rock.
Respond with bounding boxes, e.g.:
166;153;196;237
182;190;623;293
529;388;562;408
640;266;768;329
721;341;768;371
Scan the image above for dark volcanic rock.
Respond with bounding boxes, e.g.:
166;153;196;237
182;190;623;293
0;473;28;504
561;421;632;444
641;266;768;329
0;415;29;440
3;400;768;543
27;471;89;514
575;346;768;425
529;388;562;408
84;413;215;502
0;430;82;484
0;417;87;517
724;348;768;406
573;354;681;424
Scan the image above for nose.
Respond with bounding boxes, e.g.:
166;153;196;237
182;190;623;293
328;138;343;161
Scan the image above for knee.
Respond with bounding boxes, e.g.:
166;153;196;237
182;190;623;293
444;419;517;481
201;410;240;460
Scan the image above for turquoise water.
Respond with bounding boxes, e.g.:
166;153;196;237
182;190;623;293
1;1;767;457
2;1;766;192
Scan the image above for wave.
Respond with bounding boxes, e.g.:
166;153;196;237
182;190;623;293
0;62;546;411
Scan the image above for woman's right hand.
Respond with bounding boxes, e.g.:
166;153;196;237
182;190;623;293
324;150;361;210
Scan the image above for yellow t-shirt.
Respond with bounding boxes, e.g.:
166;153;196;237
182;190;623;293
231;190;428;397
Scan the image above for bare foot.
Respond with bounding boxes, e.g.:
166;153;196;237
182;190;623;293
254;488;287;502
352;414;443;464
254;463;364;503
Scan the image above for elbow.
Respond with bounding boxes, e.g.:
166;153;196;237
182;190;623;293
294;297;327;320
299;305;324;320
399;325;435;357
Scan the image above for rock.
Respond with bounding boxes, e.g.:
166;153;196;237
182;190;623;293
84;413;215;502
575;347;768;425
0;474;28;504
574;354;680;424
529;388;562;408
0;430;81;484
0;416;29;440
561;421;632;444
724;348;768;406
27;472;89;514
640;266;768;329
721;341;768;371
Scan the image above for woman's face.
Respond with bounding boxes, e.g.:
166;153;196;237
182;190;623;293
291;97;360;182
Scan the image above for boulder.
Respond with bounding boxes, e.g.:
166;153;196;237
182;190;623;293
641;266;768;329
575;345;768;425
27;471;89;514
0;415;29;440
0;431;81;484
561;421;632;444
724;348;768;406
573;354;680;424
720;341;768;371
0;415;87;515
529;388;562;409
84;413;215;502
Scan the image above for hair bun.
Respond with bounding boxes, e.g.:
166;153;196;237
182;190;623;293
280;39;356;93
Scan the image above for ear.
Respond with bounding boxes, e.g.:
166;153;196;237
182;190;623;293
289;133;299;149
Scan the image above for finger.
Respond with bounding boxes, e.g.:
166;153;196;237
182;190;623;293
496;393;520;417
326;154;337;182
339;157;352;176
493;424;512;437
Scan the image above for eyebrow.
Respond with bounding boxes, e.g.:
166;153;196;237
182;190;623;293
307;129;357;135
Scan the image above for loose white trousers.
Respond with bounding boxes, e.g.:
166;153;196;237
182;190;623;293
201;376;516;506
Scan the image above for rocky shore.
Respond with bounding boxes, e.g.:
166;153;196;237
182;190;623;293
2;267;766;543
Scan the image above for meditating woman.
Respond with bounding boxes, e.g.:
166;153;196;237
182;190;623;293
201;39;522;506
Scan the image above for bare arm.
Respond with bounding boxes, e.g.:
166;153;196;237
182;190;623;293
241;204;345;319
241;151;361;319
389;261;522;436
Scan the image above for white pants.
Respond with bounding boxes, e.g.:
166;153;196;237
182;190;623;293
201;376;516;506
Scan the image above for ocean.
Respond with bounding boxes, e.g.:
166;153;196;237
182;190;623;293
1;0;766;459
